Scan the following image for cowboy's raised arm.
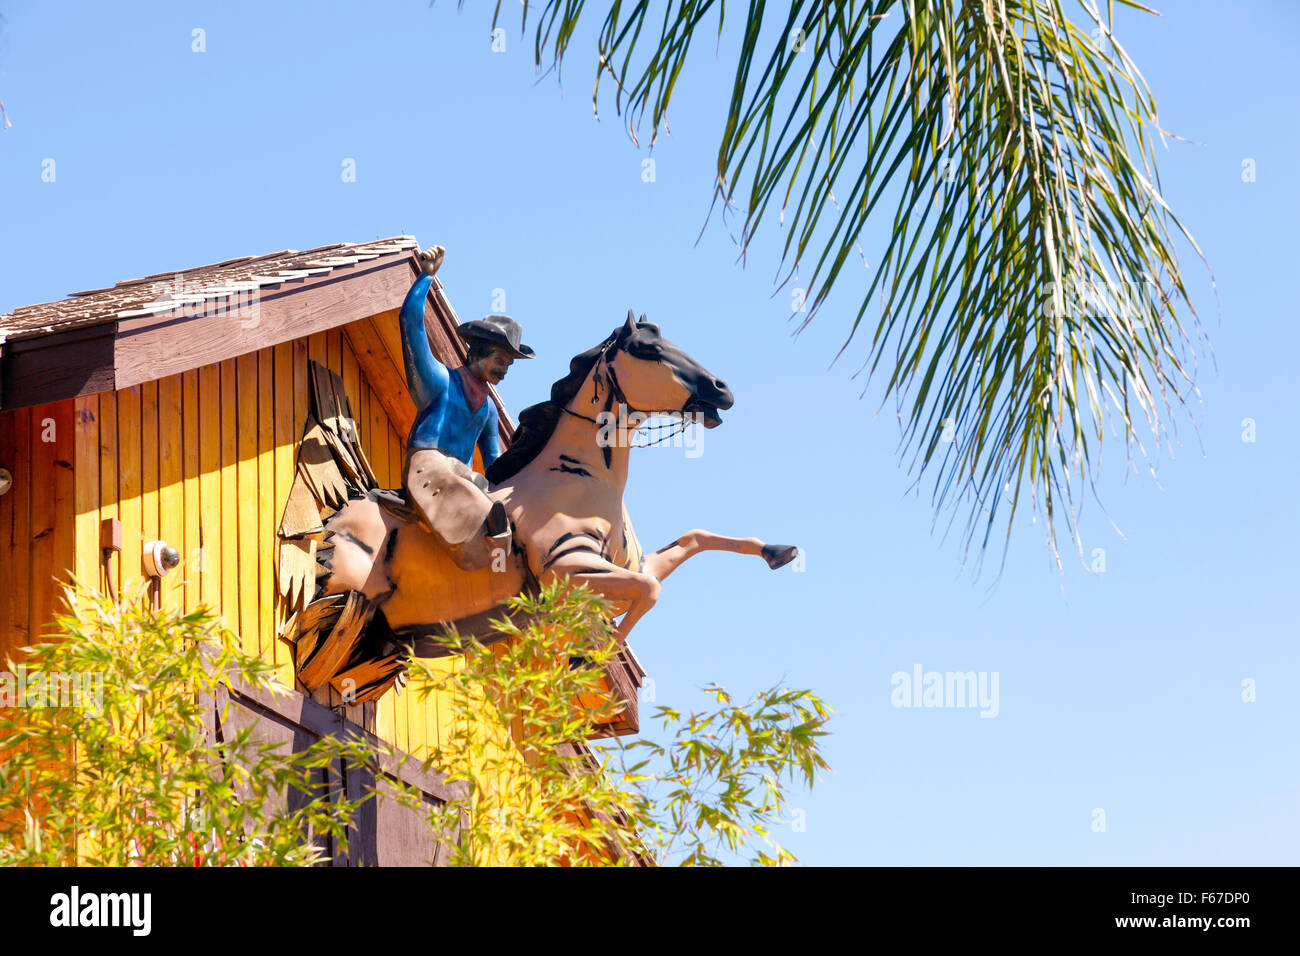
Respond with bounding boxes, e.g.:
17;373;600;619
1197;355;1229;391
399;246;449;409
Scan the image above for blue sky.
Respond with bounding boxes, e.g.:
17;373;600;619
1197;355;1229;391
1;1;1297;865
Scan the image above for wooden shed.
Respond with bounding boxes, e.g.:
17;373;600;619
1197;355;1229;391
0;236;644;864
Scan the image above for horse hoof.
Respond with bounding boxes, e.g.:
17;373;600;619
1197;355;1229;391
762;544;798;570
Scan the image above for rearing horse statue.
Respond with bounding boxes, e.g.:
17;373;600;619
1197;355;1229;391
278;310;797;702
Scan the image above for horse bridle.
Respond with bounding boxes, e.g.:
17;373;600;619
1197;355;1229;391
558;343;638;425
557;344;692;447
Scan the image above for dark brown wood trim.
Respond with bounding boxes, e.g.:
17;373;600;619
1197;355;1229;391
199;640;465;804
208;671;467;866
223;669;465;803
114;253;414;391
591;647;642;738
0;321;117;410
555;740;654;866
1;252;415;410
0;250;521;456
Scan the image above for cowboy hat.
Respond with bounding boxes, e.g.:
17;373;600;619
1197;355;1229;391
456;314;535;359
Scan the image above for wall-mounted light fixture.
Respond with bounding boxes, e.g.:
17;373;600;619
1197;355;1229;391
143;540;181;611
143;540;182;578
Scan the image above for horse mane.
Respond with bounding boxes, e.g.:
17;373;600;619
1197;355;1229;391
486;329;619;484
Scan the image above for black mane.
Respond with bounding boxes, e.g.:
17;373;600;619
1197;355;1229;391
485;328;619;485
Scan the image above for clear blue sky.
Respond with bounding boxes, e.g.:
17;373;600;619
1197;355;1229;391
2;1;1296;865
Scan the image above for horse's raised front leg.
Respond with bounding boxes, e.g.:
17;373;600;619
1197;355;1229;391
543;549;662;643
639;529;798;584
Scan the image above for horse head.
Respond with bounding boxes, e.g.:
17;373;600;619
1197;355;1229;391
601;310;734;428
486;311;736;485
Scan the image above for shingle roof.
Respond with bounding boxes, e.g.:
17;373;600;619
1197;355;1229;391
0;236;420;343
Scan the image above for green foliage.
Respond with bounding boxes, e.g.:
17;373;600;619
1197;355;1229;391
405;580;830;866
477;0;1209;566
0;582;378;867
625;684;830;866
0;581;828;867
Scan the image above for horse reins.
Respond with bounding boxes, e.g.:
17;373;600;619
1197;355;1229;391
556;347;693;447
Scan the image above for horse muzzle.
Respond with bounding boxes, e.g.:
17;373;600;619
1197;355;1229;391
683;381;733;429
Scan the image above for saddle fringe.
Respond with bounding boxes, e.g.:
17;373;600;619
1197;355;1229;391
276;361;408;703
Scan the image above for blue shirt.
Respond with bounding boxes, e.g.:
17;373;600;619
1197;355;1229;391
399;273;503;469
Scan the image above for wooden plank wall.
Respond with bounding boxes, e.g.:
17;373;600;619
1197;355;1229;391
0;401;76;665
65;331;369;698
57;321;508;777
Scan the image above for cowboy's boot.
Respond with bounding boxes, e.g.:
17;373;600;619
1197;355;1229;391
484;501;513;571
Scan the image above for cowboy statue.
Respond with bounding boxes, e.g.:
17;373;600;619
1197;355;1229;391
399;245;534;571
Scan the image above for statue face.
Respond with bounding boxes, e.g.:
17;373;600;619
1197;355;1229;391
470;347;514;386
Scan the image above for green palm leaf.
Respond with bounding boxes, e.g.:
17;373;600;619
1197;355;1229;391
471;0;1209;569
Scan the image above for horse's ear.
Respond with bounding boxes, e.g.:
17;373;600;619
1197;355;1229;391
639;312;648;324
622;310;637;338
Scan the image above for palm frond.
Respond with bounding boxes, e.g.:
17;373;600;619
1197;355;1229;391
488;0;1209;569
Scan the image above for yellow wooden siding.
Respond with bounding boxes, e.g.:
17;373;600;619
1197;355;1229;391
159;376;184;613
117;385;144;607
140;381;160;606
272;344;294;684
74;396;100;592
98;391;120;598
182;370;201;614
257;349;277;674
197;365;221;611
219;358;238;645
70;345;299;675
0;402;76;666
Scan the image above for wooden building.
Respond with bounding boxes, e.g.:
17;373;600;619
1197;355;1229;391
0;236;644;864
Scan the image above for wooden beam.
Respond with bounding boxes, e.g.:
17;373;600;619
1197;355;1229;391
2;254;414;411
1;251;519;457
343;314;415;441
196;640;465;803
1;323;116;410
588;648;641;739
115;254;414;391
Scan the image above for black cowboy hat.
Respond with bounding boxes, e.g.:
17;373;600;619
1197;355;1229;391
456;314;535;360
